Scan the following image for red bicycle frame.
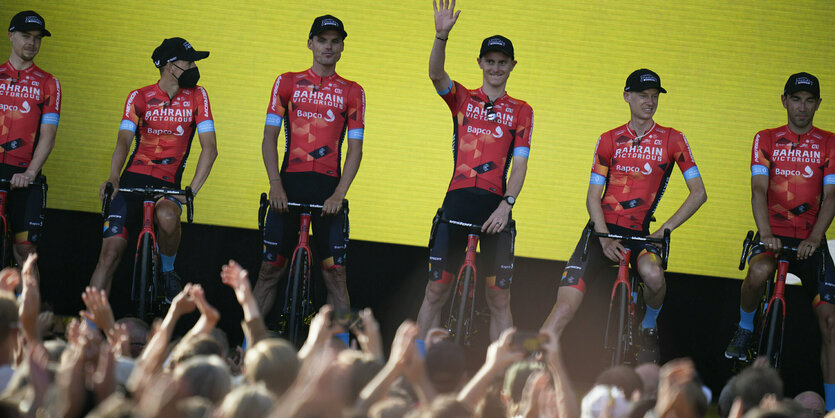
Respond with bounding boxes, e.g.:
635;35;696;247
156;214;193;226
609;248;636;326
764;259;789;320
456;233;479;298
135;199;158;261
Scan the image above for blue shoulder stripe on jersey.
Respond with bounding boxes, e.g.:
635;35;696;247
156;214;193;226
751;164;769;177
436;80;453;96
682;166;701;180
119;120;137;132
196;120;215;134
40;113;59;126
512;146;530;158
825;175;835;186
590;172;606;185
347;128;364;140
265;113;283;128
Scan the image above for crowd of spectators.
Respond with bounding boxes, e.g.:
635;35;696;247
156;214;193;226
0;254;827;417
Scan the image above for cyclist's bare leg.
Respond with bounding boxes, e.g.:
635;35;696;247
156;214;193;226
253;261;288;316
154;199;182;257
12;242;38;281
89;236;128;294
637;253;665;309
485;284;512;341
740;254;776;313
542;286;584;337
322;265;350;311
815;303;835;384
417;280;453;339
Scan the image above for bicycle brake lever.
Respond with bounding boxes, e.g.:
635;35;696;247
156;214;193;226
581;222;594;261
739;230;754;271
662;228;671;270
185;186;194;223
102;182;114;219
259;192;268;231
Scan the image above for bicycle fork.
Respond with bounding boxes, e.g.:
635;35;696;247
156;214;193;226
449;233;479;345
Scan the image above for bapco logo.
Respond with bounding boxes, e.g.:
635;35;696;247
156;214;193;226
20;101;30;114
324;109;335;122
641;163;652;175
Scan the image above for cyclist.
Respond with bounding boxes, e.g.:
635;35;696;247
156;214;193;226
415;0;533;343
89;37;218;299
253;15;364;315
724;72;835;411
542;69;707;362
1;11;60;273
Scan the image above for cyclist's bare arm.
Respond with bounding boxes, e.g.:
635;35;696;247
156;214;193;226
483;155;526;234
187;130;218;197
650;176;707;238
323;138;362;215
101;129;135;200
11;123;56;189
428;0;460;92
751;174;781;252
799;184;835;259
261;124;288;212
587;182;625;261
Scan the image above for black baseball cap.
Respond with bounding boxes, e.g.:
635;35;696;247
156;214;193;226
624;69;667;93
784;72;820;98
309;15;347;39
152;37;209;68
8;11;50;37
479;35;514;60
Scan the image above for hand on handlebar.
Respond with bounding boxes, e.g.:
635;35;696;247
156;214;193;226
10;171;35;189
322;193;344;216
760;235;782;256
481;203;510;234
100;179;118;200
797;237;821;260
268;183;288;214
600;237;627;262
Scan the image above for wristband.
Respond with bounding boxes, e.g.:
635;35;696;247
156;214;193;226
436;35;448;41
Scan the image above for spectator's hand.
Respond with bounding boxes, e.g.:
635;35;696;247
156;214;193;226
90;342;117;402
188;284;220;336
388;320;418;372
37;310;55;340
220;260;253;305
227;345;244;375
170;283;197;317
269;181;288;213
299;305;336;360
403;336;427;385
352;308;383;360
433;0;461;38
322;192;344;216
19;253;40;342
25;343;50;414
485;327;525;371
80;286;116;334
655;357;696;417
0;267;20;293
128;319;165;396
136;372;180;418
482;203;510;234
55;345;86;418
110;322;131;358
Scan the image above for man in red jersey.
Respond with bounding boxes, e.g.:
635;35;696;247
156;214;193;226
724;73;835;410
89;37;217;300
0;11;59;273
253;15;364;317
542;69;707;362
415;0;533;344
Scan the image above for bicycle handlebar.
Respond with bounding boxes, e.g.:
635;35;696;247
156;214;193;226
258;192;344;231
101;183;194;223
437;216;512;234
738;230;821;270
582;222;671;270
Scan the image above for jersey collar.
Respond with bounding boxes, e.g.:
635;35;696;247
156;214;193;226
625;121;657;139
1;61;39;79
476;87;507;105
783;124;819;141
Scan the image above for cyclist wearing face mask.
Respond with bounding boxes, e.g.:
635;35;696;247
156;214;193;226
89;37;218;300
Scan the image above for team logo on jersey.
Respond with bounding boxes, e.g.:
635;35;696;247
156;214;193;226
325;109;336;122
803;165;814;178
493;126;503;138
175;125;184;136
20;101;30;114
642;163;653;175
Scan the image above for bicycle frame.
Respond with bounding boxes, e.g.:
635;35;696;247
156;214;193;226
284;203;316;346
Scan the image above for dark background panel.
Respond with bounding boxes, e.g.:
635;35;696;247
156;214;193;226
38;208;822;398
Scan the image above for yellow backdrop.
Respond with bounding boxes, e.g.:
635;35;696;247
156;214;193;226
3;1;834;279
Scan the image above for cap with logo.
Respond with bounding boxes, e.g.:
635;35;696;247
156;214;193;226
479;35;514;60
8;11;50;37
152;37;210;68
309;15;347;39
784;72;820;98
624;69;666;94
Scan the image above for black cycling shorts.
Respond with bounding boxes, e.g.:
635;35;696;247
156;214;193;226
428;188;515;290
262;172;349;268
559;222;661;293
0;165;45;245
749;233;835;306
103;172;181;240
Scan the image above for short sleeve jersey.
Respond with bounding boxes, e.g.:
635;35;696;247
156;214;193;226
0;61;61;169
591;122;699;231
265;69;365;178
119;83;214;186
750;125;835;239
438;80;533;196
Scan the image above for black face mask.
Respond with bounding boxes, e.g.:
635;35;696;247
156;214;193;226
173;64;200;88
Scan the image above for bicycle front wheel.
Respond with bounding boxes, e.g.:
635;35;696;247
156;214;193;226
136;234;153;321
286;250;309;346
606;283;630;366
453;266;474;345
758;299;784;368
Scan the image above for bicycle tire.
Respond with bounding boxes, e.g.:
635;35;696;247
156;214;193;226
137;234;152;321
758;299;784;368
0;218;8;268
286;249;308;346
453;267;474;345
606;283;630;366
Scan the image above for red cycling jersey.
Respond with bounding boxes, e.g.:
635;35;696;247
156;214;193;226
120;82;214;186
751;125;835;239
266;68;365;178
438;80;533;196
0;61;61;169
591;122;699;231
